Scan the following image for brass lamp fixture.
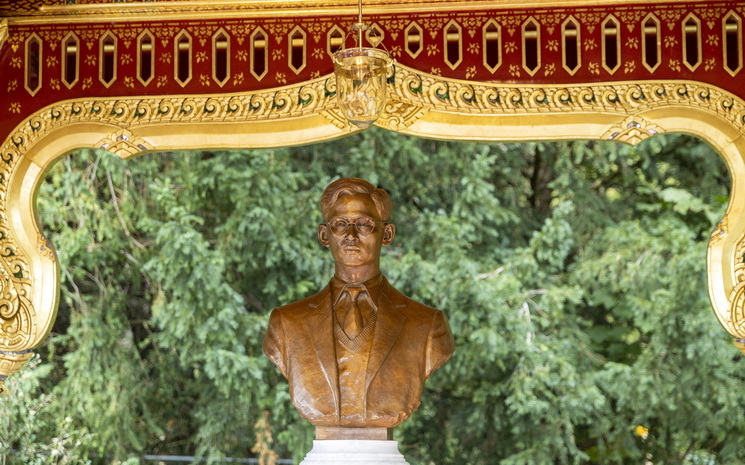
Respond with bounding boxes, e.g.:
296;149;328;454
333;0;392;129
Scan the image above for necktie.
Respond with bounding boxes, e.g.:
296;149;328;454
341;285;366;339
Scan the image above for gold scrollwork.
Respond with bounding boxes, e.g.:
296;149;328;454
5;77;335;159
377;100;427;130
0;226;37;392
728;282;745;338
0;264;34;352
710;217;728;244
96;128;154;159
320;108;354;130
602;115;665;145
735;231;745;268
718;228;745;349
36;233;55;261
0;141;34;371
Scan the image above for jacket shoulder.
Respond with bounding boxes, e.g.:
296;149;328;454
273;285;330;316
384;281;443;317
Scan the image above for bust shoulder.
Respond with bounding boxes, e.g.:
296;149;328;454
273;284;332;316
383;280;444;318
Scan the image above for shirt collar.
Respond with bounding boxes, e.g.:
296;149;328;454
330;273;383;307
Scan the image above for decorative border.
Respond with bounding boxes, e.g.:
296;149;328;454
5;77;338;157
2;65;745;390
7;67;745;152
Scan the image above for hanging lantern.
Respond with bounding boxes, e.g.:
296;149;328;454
333;3;392;129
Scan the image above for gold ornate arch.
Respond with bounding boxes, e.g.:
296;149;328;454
3;0;745;392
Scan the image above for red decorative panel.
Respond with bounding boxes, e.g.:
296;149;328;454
1;2;745;138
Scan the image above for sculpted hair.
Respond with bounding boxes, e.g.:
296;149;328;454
320;177;393;221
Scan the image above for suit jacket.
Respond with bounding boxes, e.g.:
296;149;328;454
263;276;454;427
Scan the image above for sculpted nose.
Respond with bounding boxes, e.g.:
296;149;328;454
345;224;359;241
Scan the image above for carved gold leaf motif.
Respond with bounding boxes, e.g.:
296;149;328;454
602;116;664;145
97;128;154;158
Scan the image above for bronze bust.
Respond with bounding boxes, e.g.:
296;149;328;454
263;178;454;438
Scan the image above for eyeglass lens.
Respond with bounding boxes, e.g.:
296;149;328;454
329;218;376;235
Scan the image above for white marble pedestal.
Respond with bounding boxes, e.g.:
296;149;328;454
299;440;410;464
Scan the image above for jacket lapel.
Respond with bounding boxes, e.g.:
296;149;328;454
365;278;407;392
302;283;340;408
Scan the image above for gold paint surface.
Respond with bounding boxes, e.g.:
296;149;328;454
0;18;7;48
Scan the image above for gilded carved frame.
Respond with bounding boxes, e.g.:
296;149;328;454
2;63;745;392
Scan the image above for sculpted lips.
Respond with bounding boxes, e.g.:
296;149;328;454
342;240;360;252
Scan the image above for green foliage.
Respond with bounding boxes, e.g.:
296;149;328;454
0;356;92;464
1;130;742;464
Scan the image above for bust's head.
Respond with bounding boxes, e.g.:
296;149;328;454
317;178;396;283
320;177;392;222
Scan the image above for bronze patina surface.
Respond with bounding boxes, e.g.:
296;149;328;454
263;178;455;438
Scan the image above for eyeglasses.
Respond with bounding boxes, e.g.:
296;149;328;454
327;217;382;236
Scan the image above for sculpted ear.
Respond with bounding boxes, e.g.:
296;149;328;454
382;223;396;246
318;224;330;248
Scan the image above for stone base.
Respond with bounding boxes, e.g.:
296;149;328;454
299;440;410;464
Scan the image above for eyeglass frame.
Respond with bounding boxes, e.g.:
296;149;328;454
322;216;388;236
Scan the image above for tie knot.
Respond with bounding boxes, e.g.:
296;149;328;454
344;285;365;300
